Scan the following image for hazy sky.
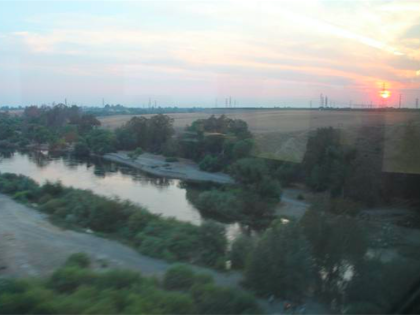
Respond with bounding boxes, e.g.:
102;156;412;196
0;0;419;107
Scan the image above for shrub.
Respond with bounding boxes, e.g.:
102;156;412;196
163;265;196;291
199;155;222;172
196;189;241;223
192;284;261;314
64;253;91;269
48;267;97;293
73;141;90;157
229;235;255;270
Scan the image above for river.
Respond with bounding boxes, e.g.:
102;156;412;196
0;151;241;239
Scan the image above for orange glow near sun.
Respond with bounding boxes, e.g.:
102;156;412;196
380;90;391;99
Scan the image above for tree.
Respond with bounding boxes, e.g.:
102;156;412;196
73;141;90;157
300;209;368;306
198;221;227;268
245;220;314;300
85;129;116;155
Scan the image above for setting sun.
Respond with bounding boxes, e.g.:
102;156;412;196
380;90;391;99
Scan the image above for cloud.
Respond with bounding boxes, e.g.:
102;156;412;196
1;0;420;106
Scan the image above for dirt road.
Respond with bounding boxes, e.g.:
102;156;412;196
0;194;239;286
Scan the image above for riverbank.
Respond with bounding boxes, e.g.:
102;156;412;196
0;193;328;314
103;152;234;184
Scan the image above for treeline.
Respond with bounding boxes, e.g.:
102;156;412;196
85;104;206;117
0;254;261;314
0;104;102;153
0;173;227;269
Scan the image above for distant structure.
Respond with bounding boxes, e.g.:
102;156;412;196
416;98;419;109
399;93;402;109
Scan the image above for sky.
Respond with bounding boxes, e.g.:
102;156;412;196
0;0;419;108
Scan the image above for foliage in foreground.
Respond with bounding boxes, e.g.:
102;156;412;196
0;173;227;269
0;254;261;315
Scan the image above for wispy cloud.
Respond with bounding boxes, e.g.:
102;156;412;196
0;0;419;106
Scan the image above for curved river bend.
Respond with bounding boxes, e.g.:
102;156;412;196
0;152;240;239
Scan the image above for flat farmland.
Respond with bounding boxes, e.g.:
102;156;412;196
99;109;420;165
99;109;419;134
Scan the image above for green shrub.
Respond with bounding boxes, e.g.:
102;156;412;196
163;265;196;291
229;235;255;270
64;253;91;269
48;267;97;293
199;155;222;172
73;141;90;157
191;284;261;314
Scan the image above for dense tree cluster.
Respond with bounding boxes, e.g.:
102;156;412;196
115;115;174;153
0;105;104;154
0;254;261;314
193;157;282;228
179;115;254;172
231;211;420;313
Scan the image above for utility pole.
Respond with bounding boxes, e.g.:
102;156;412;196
399;93;402;109
416;98;419;109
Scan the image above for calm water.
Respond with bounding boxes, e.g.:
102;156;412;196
0;152;240;239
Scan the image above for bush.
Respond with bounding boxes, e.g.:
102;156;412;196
199;155;222;172
192;284;261;314
48;267;97;293
198;221;227;268
163;265;196;291
73;141;90;157
64;253;91;269
229;235;255;270
196;189;242;223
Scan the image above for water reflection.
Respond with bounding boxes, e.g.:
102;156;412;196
0;152;243;239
